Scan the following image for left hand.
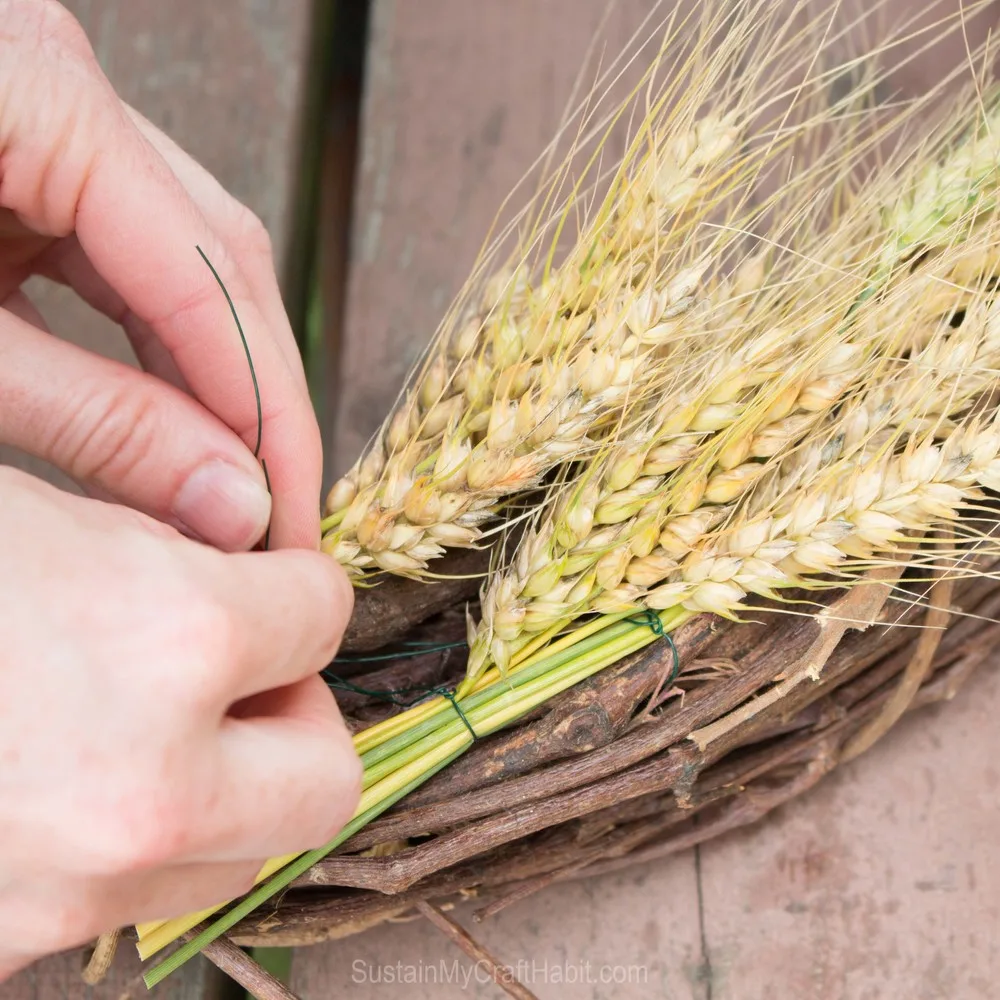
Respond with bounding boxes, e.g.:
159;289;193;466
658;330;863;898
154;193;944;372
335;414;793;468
0;0;322;551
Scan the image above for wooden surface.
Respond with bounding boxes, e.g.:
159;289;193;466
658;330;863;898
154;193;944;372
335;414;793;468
326;0;1000;477
0;0;312;997
0;948;228;1000
327;0;658;475
305;1;1000;998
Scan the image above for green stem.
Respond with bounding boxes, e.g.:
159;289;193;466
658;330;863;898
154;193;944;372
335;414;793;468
360;613;660;773
363;616;667;787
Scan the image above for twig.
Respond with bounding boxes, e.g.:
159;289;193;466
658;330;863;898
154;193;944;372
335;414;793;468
228;570;1000;947
688;567;900;751
81;929;121;985
573;746;838;882
415;901;540;1000
305;611;819;864
841;563;955;762
229;620;990;948
472;814;665;922
201;938;301;1000
402;616;722;807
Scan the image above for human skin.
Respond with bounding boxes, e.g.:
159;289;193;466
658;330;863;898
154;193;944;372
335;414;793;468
0;0;361;976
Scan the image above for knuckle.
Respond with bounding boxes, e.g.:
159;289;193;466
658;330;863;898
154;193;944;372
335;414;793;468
223;863;261;901
0;2;106;235
32;0;93;58
174;591;245;708
149;274;222;331
3;1;93;58
93;790;190;875
232;206;274;263
294;553;354;663
46;373;164;489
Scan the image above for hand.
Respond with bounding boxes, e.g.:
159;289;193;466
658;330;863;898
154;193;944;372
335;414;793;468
0;468;361;977
0;0;322;551
0;1;362;977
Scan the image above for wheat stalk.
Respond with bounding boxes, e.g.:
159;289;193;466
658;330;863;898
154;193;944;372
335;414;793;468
588;213;1000;613
468;88;1000;677
321;98;753;568
317;0;913;580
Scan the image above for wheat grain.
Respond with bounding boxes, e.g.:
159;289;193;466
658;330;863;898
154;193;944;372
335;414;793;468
320;114;744;579
468;91;1000;676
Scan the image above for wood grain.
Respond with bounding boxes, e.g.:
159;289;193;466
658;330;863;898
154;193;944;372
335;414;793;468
0;948;228;1000
328;0;659;477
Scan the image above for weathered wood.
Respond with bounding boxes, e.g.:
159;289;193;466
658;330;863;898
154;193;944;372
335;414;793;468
414;903;540;1000
328;0;659;477
0;1;312;998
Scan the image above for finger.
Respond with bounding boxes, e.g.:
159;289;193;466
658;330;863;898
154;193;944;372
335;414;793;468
195;544;354;704
0;305;142;509
2;289;50;330
33;233;192;391
0;6;321;549
210;673;362;862
124;105;310;397
101;860;267;928
31;109;309;398
0;302;272;552
0;948;31;982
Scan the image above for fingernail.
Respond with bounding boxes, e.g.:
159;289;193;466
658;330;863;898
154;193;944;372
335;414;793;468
173;459;272;551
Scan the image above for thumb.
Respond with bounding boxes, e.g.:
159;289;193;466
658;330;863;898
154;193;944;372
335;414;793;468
0;299;272;551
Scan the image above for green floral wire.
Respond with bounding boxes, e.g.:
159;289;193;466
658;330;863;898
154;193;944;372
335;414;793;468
196;245;272;550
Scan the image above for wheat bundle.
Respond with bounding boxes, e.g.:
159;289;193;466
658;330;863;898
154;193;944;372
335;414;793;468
109;2;1000;994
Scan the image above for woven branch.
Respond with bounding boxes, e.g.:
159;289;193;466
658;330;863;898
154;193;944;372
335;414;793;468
218;560;1000;949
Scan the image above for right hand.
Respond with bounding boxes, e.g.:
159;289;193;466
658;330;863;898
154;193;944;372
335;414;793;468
0;468;361;978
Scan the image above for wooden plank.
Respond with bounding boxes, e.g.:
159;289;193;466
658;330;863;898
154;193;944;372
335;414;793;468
291;853;705;999
0;949;229;1000
327;0;657;477
698;663;1000;1000
0;0;311;996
